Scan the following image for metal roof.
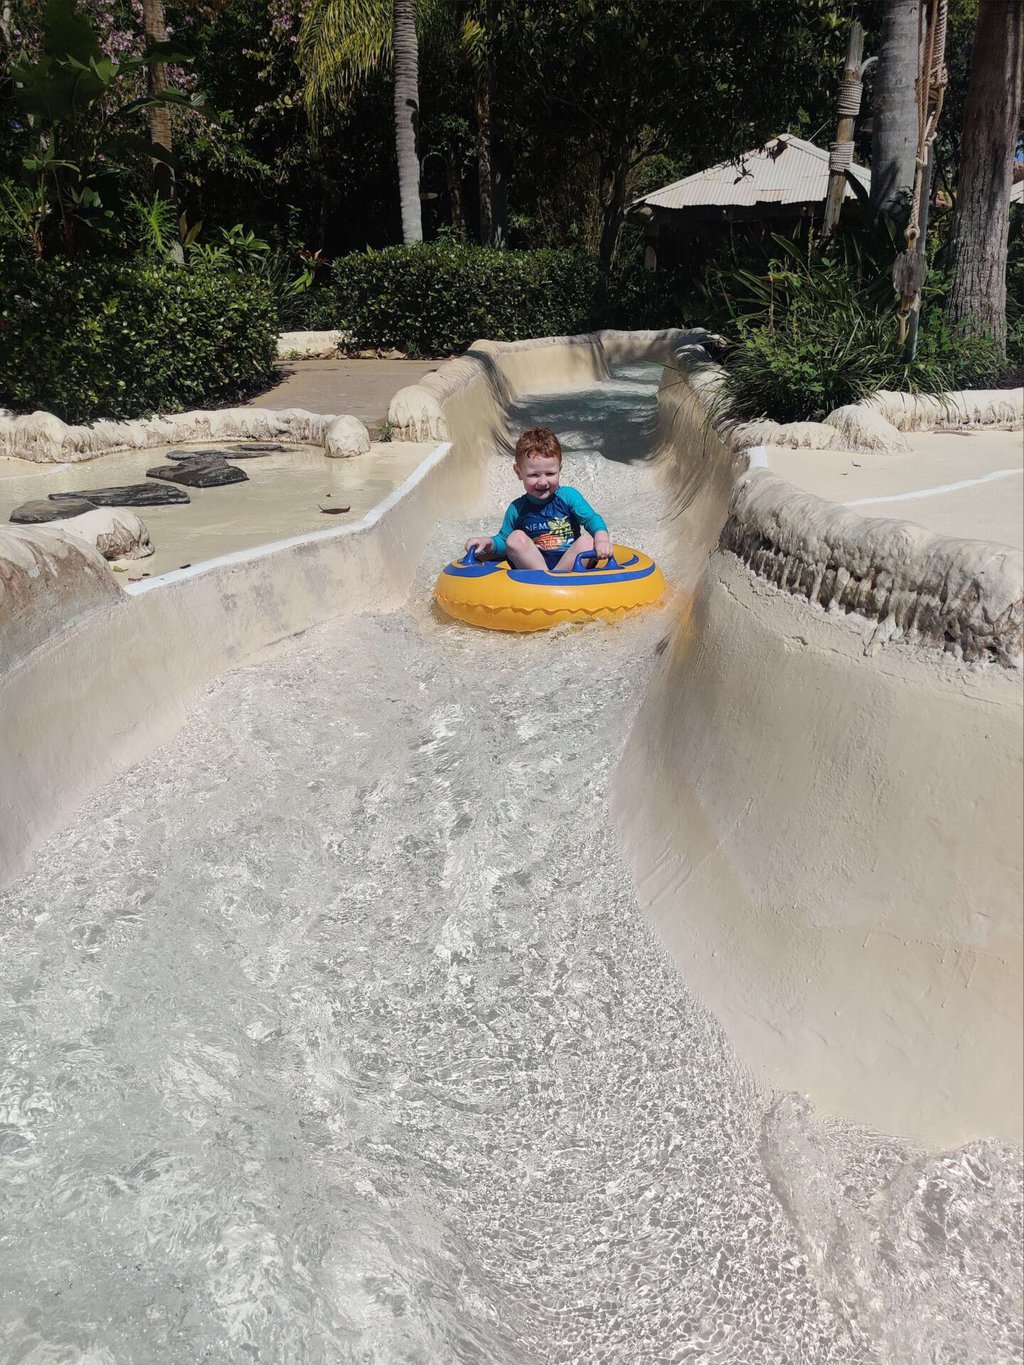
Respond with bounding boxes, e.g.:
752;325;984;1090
631;134;871;213
1011;177;1023;205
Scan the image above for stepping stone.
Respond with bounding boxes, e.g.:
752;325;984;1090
147;457;248;488
165;447;231;461
47;482;191;508
10;494;97;524
165;444;281;461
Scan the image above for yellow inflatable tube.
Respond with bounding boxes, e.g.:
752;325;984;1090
433;544;666;632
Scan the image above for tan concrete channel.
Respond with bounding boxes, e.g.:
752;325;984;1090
1;329;1020;1148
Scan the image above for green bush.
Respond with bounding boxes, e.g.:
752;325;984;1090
911;310;1013;389
326;241;600;354
713;232;1020;424
300;282;346;332
718;315;893;422
719;311;1013;425
0;256;277;424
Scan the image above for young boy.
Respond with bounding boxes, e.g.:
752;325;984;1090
465;426;614;571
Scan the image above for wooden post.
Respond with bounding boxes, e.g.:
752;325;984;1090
823;21;865;237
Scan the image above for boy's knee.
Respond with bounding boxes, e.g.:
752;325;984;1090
507;529;530;549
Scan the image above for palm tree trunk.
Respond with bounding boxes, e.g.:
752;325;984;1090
945;0;1024;353
486;0;506;248
142;0;174;200
392;0;422;245
870;0;920;218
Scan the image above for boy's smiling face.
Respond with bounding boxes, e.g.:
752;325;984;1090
514;452;561;501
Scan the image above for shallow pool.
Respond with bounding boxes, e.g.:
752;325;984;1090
0;440;436;580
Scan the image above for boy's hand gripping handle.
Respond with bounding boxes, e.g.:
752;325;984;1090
572;549;618;573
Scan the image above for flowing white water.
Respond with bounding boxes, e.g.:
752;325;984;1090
0;366;1019;1364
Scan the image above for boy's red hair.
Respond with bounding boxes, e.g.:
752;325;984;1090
514;426;562;465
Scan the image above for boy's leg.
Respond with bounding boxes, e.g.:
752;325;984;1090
553;533;594;572
506;529;548;569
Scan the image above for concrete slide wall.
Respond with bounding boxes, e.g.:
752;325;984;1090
0;439;471;883
615;369;1023;1147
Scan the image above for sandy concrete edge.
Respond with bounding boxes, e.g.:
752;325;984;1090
660;356;1024;667
724;471;1023;666
617;553;1023;1146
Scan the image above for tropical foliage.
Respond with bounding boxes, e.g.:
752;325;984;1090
0;252;277;422
713;229;1020;423
0;0;1020;423
4;0;203;256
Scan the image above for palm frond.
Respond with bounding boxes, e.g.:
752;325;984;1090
459;14;486;72
298;0;392;121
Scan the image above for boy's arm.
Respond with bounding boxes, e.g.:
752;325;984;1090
563;487;611;547
490;499;520;558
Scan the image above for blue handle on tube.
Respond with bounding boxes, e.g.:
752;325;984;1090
572;550;618;573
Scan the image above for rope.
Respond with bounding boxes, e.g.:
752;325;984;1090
829;141;854;173
896;0;948;343
837;77;863;116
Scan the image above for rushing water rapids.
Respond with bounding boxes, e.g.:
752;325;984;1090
1;367;1020;1364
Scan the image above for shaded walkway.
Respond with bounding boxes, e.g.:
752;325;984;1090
249;358;439;429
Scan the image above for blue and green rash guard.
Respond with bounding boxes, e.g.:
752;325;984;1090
491;486;608;564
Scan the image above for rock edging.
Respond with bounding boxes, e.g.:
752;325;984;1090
724;471;1023;666
0;405;370;464
677;351;1023;455
276;330;350;359
668;348;1023;667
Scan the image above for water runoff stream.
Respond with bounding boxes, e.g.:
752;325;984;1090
1;366;1020;1364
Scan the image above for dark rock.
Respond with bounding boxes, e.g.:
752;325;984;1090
48;482;190;508
10;494;97;524
147;457;248;488
165;443;282;460
165;447;230;461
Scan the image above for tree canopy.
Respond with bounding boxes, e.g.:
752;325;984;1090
1;0;1019;369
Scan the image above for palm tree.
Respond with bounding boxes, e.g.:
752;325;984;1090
299;0;505;248
870;0;920;218
392;0;422;243
945;0;1024;355
299;0;422;244
142;0;174;199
